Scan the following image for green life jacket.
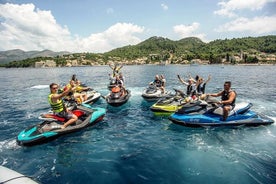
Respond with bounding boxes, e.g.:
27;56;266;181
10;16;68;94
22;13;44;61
48;94;64;113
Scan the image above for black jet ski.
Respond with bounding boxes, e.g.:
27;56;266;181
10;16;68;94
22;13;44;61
17;104;106;146
105;86;131;107
141;84;171;101
169;101;274;127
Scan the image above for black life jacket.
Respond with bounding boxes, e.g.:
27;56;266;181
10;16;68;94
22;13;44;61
197;83;206;94
153;79;162;87
221;90;236;106
187;84;196;96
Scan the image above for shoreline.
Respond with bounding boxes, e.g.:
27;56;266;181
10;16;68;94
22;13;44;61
0;62;275;69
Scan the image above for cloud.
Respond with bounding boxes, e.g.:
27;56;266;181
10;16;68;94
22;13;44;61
215;15;276;34
173;23;206;41
161;3;168;10
214;0;276;17
0;3;72;51
78;23;145;52
0;3;145;52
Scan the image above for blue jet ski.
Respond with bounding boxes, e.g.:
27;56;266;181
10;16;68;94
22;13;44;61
17;104;106;146
169;101;274;127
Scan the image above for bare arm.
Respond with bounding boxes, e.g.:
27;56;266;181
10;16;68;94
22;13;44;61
117;64;123;70
209;90;223;97
109;63;114;70
205;75;211;84
51;87;75;101
177;75;188;85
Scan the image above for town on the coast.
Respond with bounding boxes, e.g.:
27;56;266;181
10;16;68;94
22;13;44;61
1;36;276;68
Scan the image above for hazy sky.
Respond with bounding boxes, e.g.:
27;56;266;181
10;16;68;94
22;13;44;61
0;0;275;52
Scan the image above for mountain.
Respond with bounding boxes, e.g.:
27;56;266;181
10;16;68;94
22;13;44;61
107;35;276;56
0;49;70;64
105;36;204;59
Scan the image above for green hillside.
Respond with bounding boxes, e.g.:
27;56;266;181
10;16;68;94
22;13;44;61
106;35;276;62
1;35;276;67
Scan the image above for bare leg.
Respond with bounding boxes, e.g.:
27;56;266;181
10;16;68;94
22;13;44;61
83;94;88;101
222;106;231;121
62;114;78;129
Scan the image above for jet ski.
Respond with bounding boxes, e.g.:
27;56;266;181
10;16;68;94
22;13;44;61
82;89;101;103
141;84;171;101
17;104;106;146
105;86;131;107
150;89;187;113
63;88;101;107
169;102;274;127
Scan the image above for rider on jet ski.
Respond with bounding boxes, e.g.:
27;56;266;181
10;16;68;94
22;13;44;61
48;83;78;129
208;81;237;121
150;75;165;93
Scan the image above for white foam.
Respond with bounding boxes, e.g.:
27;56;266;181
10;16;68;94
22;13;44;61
270;117;276;127
0;139;19;152
30;85;49;89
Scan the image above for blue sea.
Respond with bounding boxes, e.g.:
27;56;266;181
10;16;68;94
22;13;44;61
0;65;275;184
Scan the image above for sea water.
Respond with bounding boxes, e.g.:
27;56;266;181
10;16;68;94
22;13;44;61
0;65;275;184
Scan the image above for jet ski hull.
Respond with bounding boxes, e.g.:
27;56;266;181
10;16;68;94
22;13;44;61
106;89;131;107
150;95;186;113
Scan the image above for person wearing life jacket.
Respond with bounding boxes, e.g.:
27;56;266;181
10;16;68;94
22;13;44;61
208;81;237;121
115;74;126;96
48;83;78;129
196;75;211;96
177;74;197;101
150;75;162;88
75;79;90;92
65;80;88;104
71;74;90;92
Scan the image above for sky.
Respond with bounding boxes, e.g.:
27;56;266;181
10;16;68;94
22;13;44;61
0;0;276;53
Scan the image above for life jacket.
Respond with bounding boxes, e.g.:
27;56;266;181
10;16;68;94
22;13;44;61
187;84;196;96
112;86;121;93
115;78;123;86
48;94;65;113
221;90;236;106
75;86;83;93
153;79;162;87
64;84;75;96
197;83;206;95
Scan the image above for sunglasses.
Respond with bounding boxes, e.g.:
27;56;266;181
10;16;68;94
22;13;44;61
52;87;58;90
